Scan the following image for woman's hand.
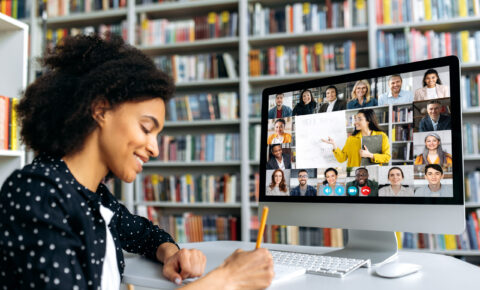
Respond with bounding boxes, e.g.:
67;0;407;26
162;248;207;285
321;136;337;150
359;145;374;159
219;248;274;290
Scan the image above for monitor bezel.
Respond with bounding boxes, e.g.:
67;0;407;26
259;55;463;205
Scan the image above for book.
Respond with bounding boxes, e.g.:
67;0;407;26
361;135;383;165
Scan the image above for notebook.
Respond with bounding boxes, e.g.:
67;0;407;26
361;135;383;166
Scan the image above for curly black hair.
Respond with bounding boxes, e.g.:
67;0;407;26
17;34;175;158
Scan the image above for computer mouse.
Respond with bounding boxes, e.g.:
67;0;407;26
375;262;422;278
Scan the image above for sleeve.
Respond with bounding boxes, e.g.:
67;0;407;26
371;97;378;106
346;101;354;109
378;94;385;106
284;106;292;117
284;133;292;143
333;138;350;163
267;134;275;144
268;108;274;119
414;88;423;101
373;133;391;164
445;153;453;166
419;118;427;132
0;173;87;289
414;155;424;165
114;203;178;261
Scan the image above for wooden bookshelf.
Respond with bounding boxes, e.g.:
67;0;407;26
45;8;127;28
377;16;480;32
135;0;238;18
164;120;240;128
139;37;239;55
135;201;242;208
175;78;240;89
144;161;241;167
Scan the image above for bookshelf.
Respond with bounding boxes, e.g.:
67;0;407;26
0;13;27;187
13;0;480;253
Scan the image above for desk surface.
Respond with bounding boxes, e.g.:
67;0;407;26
124;241;480;289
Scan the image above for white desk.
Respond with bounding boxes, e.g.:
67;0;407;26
124;241;480;289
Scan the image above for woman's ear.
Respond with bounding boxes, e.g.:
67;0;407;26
91;99;110;126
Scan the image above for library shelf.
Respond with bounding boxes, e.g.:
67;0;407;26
135;0;239;18
465;202;480;208
45;8;128;28
163;119;240;128
249;160;260;166
135;201;242;208
139;37;239;55
463;108;480;115
248;68;369;86
376;16;480;32
248;27;368;46
0;150;23;157
144;161;242;167
391;159;414;162
392;141;413;144
402;249;480;256
460;62;480;71
250;202;259;208
392;121;413;125
464;155;480;161
175;78;239;89
249;117;261;123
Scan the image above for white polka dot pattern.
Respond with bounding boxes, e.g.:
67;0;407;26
0;154;177;289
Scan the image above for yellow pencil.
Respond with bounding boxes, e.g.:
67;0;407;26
255;206;269;249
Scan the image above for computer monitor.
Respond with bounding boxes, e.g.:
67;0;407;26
259;56;465;264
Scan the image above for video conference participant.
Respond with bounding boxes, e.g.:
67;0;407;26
267;118;292;144
414;132;452;166
419;100;451;132
266;144;292;170
414;68;450;101
345;167;379;197
316;85;347;113
378;167;414;196
268;93;293;119
346;80;378;109
290;169;317;196
322;109;391;167
414;164;453;197
266;169;289;196
293;89;317;116
319;168;345;196
378;74;413;105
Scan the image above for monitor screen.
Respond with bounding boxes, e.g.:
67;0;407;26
260;56;463;206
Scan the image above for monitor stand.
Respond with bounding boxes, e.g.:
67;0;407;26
327;229;398;266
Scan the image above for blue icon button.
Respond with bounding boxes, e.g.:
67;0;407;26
323;186;333;196
335;186;345;196
347;186;358;196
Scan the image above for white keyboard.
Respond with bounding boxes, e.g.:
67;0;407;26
270;250;371;278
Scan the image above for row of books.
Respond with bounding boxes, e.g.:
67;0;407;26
249;172;260;202
141;211;239;243
347;109;388;127
138;11;238;46
166;93;238;121
463;122;480;155
392;124;414;142
142;173;238;203
0;0;31;19
248;93;262;118
156;133;241;162
462;74;480;108
377;29;480;68
0;96;18;151
249;124;261;161
46;22;128;49
376;0;479;24
391;142;413;161
248;1;367;36
153;52;237;83
465;170;480;203
103;177;125;202
248;41;357;76
398;210;480;251
45;0;127;17
250;217;346;247
392;106;413;123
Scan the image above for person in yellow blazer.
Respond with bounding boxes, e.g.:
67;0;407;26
322;109;391;167
267;118;292;144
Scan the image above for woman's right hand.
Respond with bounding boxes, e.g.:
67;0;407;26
321;136;337;150
219;248;274;290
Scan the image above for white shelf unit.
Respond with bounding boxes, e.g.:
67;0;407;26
0;13;28;186
24;0;480;249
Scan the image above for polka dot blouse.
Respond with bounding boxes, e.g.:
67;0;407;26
0;154;177;289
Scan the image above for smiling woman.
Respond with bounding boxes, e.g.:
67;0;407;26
0;34;273;289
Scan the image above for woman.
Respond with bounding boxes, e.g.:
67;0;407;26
346;80;377;109
414;69;450;101
0;35;273;289
414;133;452;166
266;169;289;196
320;168;344;196
267;118;292;144
378;167;414;196
322;109;391;167
292;89;317;116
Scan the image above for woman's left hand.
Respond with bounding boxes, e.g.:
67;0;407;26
162;248;207;285
359;145;374;159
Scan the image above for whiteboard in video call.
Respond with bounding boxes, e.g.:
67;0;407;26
295;110;348;168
